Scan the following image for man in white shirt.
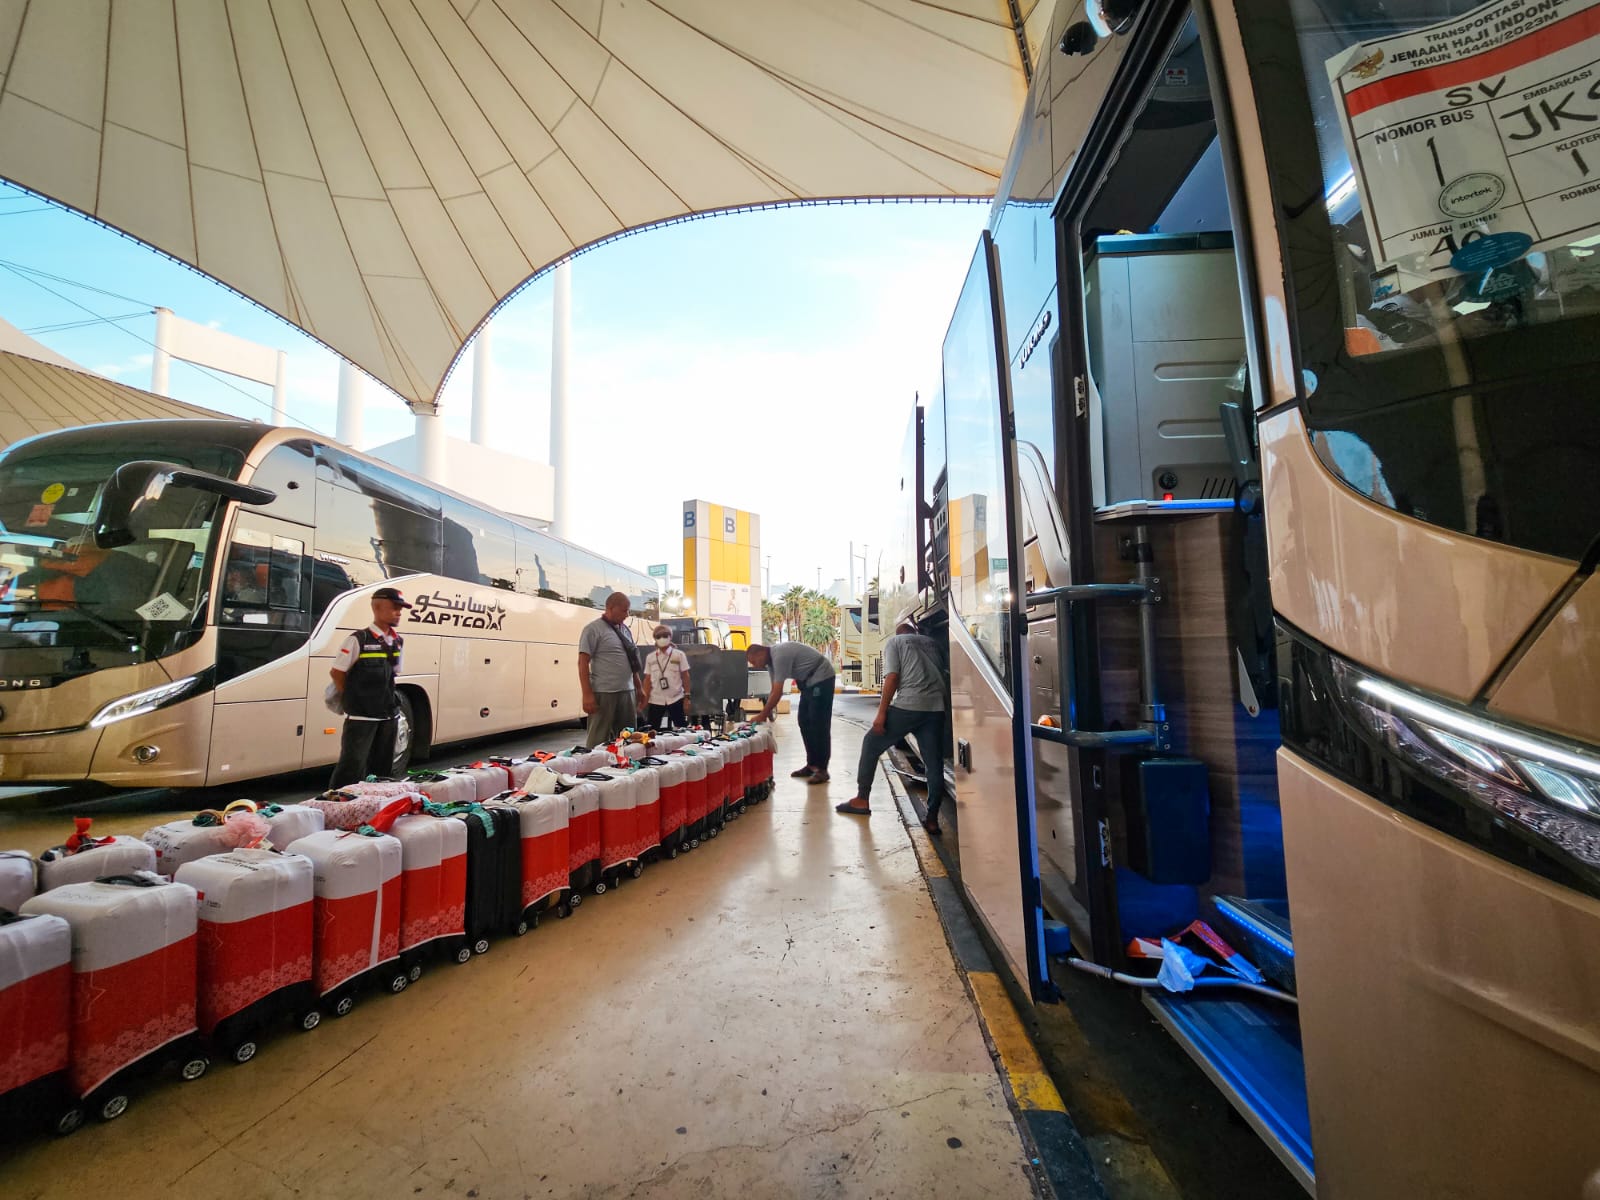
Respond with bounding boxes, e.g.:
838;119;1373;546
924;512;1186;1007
640;625;692;729
328;586;410;788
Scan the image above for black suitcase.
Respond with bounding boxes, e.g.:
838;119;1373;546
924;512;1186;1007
444;802;525;951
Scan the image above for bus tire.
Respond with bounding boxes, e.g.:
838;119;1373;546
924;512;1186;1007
392;690;418;776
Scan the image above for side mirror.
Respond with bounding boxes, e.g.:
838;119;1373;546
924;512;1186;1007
95;460;276;549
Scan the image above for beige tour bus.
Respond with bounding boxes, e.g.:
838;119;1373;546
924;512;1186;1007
881;0;1600;1195
0;418;656;790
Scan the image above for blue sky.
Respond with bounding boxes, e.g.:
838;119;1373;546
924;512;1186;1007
0;181;986;596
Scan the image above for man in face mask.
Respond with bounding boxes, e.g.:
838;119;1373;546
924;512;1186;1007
640;625;692;729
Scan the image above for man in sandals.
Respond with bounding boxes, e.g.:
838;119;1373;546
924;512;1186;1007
834;615;949;832
747;641;836;783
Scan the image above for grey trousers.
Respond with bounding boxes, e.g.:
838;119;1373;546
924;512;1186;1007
857;707;947;818
586;689;637;747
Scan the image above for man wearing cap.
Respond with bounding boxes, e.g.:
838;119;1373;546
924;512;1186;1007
328;586;410;788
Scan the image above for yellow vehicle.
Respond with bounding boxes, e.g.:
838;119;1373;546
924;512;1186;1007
0;418;657;789
886;1;1600;1195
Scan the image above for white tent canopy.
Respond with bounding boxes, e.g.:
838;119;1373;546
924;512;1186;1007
0;1;1044;409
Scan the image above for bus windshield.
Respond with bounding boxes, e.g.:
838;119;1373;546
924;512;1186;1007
1252;0;1600;563
0;440;243;674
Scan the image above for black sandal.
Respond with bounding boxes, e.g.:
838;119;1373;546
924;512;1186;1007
834;801;870;816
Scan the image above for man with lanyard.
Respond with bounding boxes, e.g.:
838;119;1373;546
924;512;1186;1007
328;586;410;788
578;591;643;746
746;641;836;783
640;624;692;729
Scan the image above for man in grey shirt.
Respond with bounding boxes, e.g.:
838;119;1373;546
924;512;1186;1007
747;640;836;782
578;591;643;746
836;617;949;832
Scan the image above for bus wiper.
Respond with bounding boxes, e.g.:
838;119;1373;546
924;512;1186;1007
0;600;140;648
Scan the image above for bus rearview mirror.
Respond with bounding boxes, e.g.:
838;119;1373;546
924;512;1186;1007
94;460;277;548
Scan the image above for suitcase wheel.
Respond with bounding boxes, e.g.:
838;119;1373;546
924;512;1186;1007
593;880;607;896
557;902;571;919
408;964;424;983
180;1056;209;1082
388;973;409;995
631;863;643;879
54;1106;85;1137
455;946;473;965
231;1041;258;1066
709;826;720;839
568;892;583;911
514;920;529;937
473;937;491;955
690;839;700;849
333;995;356;1018
299;1010;322;1032
667;847;678;860
99;1094;130;1122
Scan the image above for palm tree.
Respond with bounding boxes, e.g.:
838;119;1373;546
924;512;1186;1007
801;589;842;662
780;584;807;643
761;600;785;644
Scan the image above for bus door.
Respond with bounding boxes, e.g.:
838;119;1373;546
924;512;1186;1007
208;513;314;784
942;229;1054;1001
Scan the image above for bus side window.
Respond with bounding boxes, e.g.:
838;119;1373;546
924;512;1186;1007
310;558;356;625
442;497;515;589
244;441;315;526
221;529;307;626
566;551;604;608
516;528;566;600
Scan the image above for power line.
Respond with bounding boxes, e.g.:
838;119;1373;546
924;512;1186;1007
22;312;148;335
0;260;331;433
0;257;156;309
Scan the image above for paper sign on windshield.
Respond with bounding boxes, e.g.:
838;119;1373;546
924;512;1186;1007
1327;0;1600;280
135;593;188;622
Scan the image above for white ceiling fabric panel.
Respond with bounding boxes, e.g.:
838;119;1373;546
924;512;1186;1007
0;0;1030;407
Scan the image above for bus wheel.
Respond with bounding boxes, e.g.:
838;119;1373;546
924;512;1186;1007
392;691;417;776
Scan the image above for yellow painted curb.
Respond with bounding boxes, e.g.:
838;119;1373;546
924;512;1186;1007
968;971;1068;1114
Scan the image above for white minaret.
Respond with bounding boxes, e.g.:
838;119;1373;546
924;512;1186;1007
471;326;493;446
550;260;572;539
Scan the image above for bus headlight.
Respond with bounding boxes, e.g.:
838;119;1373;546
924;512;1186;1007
89;675;203;728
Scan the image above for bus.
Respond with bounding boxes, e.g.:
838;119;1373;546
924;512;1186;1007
884;1;1600;1196
839;594;885;689
0;416;658;790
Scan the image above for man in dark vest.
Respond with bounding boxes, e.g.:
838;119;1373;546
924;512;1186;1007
328;586;410;788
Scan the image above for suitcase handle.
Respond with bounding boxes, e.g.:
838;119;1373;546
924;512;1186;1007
96;873;160;887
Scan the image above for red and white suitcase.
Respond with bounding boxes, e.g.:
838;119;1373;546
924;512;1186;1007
411;770;478;808
673;751;710;848
630;768;661;862
2;849;36;911
256;803;326;847
386;812;470;974
653;733;690;754
565;782;602;903
453;764;513;802
588;771;643;887
175;849;317;1062
499;791;570;925
284;830;405;1015
37;820;156;892
21;873;207;1119
0;910;79;1135
697;744;729;838
143;800;265;877
648;757;689;859
712;738;748;815
549;748;608;775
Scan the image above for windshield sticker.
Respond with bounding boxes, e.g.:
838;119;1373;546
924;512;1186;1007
39;483;64;504
135;592;188;622
25;504;52;527
1327;0;1600;279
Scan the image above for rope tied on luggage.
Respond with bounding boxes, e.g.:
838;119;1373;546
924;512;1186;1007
422;799;496;837
191;799;259;827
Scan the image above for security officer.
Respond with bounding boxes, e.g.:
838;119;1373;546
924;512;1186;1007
328;586;410;787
